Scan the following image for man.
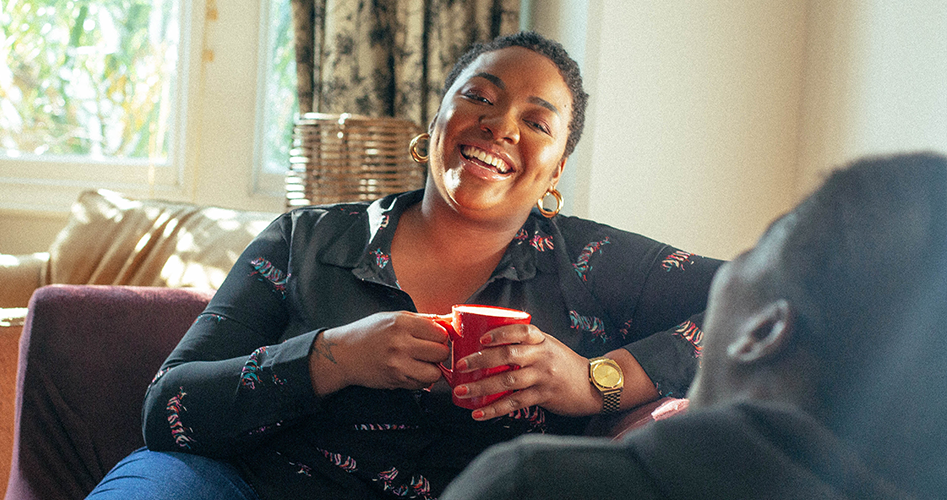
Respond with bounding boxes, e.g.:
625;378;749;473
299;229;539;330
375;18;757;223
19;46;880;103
442;152;947;499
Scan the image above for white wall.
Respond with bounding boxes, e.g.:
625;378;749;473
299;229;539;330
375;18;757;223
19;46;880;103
798;0;947;194
585;1;805;259
533;0;947;260
5;1;946;259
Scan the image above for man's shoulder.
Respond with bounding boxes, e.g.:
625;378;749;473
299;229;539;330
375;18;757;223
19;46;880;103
442;434;660;500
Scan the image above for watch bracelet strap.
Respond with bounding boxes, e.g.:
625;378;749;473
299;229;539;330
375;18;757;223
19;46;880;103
602;390;621;414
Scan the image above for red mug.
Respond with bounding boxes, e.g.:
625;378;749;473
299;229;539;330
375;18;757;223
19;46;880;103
429;305;531;409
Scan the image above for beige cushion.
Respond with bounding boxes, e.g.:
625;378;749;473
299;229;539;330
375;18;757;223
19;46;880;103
0;252;48;308
47;190;280;289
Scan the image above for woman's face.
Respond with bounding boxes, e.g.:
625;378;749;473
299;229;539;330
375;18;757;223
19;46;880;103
426;46;572;224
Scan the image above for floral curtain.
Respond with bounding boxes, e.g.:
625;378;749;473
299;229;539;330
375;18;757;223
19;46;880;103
291;0;520;128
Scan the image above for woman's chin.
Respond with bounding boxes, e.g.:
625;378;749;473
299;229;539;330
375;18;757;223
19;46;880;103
443;188;509;218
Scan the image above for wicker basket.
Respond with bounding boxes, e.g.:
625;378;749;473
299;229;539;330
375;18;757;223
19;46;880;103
286;113;426;208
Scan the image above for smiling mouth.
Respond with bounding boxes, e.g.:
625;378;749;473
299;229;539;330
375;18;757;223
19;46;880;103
461;145;512;174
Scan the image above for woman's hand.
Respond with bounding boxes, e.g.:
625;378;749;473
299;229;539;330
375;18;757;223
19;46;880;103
308;312;450;396
451;324;603;420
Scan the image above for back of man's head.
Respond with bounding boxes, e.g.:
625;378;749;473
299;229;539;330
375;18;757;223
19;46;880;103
774;151;947;495
775;152;945;363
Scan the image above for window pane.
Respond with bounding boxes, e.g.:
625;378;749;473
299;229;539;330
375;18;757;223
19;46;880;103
0;0;180;160
259;0;296;175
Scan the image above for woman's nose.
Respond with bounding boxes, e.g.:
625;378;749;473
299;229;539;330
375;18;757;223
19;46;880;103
479;110;519;144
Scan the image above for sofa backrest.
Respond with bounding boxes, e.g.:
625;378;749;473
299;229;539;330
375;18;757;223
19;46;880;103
5;285;213;500
46;189;280;290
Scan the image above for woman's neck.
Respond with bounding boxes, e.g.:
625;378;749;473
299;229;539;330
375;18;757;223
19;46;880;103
390;199;528;314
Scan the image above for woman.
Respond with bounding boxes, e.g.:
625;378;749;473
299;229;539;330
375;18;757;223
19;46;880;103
89;31;721;499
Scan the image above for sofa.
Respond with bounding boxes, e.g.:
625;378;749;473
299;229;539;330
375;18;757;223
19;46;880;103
0;190;280;498
5;284;685;500
0;189;281;311
1;191;685;499
5;285;215;500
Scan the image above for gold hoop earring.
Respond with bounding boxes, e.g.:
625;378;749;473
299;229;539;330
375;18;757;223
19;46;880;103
409;133;430;163
536;188;563;218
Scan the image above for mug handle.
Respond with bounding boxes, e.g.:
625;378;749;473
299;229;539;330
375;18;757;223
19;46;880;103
427;314;456;383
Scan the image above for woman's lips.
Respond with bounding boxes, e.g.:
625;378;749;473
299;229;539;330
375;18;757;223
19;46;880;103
460;145;512;174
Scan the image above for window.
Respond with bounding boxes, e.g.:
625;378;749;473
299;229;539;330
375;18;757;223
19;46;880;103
252;0;296;196
1;0;180;161
0;0;191;212
1;2;293;215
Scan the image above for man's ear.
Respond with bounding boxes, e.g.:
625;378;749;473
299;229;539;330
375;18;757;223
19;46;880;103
726;299;795;364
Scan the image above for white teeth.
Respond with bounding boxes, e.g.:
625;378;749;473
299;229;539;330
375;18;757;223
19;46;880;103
462;146;510;173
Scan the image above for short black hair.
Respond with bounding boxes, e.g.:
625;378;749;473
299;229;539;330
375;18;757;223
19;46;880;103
769;152;947;496
775;152;947;355
441;31;589;159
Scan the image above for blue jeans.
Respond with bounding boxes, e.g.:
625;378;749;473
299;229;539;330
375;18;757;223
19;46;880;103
86;447;260;500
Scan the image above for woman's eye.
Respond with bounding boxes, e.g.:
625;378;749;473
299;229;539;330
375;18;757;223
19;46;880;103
463;91;491;104
528;121;550;134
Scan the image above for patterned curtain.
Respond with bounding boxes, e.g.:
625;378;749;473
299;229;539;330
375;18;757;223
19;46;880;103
291;0;520;127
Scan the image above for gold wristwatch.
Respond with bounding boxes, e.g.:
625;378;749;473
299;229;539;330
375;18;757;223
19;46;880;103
589;357;623;414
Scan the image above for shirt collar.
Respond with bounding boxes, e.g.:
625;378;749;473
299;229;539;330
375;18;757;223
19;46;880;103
319;190;557;285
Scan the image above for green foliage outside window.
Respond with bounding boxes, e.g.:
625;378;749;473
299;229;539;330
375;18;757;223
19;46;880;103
0;0;179;160
260;0;297;175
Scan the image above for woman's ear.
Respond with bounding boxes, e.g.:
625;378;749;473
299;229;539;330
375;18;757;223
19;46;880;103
552;157;566;185
726;299;795;364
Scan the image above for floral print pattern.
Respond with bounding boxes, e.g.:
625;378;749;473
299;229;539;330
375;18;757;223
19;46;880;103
294;0;519;126
569;310;607;340
251;257;289;297
662;250;696;272
673;320;704;356
573;237;611;281
166;388;195;449
372;248;391;269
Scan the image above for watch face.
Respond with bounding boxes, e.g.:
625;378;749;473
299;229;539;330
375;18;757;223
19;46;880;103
592;362;622;389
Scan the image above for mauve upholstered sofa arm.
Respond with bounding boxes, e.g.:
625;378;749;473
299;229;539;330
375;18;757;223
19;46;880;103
5;285;213;500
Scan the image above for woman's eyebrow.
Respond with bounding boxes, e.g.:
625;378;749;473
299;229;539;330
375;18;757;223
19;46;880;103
529;96;560;115
473;72;505;90
472;72;561;116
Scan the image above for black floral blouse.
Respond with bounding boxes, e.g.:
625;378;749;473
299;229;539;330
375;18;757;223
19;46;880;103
142;189;722;499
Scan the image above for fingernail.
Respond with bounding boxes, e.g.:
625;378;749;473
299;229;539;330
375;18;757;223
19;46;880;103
454;385;469;396
481;334;492;345
455;359;468;371
472;410;484;419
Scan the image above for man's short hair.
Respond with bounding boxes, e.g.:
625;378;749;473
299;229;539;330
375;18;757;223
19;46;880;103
774;152;946;363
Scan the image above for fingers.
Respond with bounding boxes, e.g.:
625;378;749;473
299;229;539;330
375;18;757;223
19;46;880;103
479;323;545;347
466;387;540;421
394;360;444;389
411;336;450;363
456;326;545;373
454;364;535;403
408;313;451;343
449;331;595;420
322;312;450;391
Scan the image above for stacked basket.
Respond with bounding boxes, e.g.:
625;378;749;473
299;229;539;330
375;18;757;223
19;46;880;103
286;113;426;208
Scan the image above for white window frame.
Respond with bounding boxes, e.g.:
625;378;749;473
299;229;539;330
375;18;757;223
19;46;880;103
251;0;293;199
0;1;287;215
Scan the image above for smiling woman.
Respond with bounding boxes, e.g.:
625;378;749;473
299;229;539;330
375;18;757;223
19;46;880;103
87;31;724;500
422;46;572;228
